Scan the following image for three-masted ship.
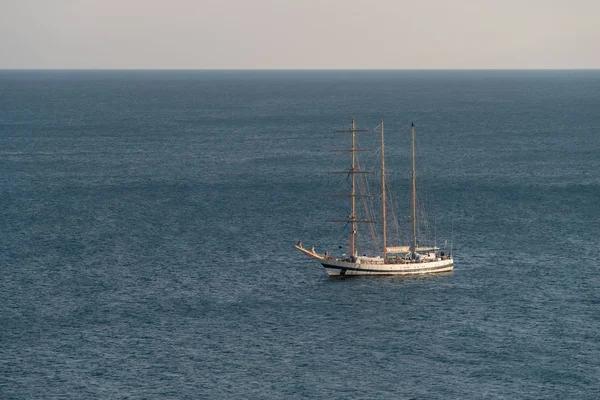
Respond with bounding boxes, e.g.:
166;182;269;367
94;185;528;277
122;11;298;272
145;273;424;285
296;118;454;276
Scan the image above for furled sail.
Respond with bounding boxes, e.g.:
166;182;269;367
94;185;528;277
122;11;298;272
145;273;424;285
386;246;411;254
386;246;440;253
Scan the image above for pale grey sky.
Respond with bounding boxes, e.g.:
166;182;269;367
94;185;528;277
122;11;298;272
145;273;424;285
1;0;599;69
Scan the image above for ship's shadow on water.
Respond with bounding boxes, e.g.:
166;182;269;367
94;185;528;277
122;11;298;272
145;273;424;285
0;70;599;399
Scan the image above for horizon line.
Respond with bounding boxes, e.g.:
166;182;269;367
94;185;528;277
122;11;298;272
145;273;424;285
1;68;600;71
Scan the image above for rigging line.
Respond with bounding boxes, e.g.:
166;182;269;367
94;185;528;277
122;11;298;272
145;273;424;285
396;192;408;245
354;136;380;254
415;155;437;246
334;221;350;254
387;183;402;246
356;152;367;252
359;144;381;254
329;150;352;251
360;168;379;253
341;221;350;233
371;175;382;249
415;135;432;243
371;166;382;251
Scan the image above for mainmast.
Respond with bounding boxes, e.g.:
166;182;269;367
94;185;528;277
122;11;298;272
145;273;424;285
381;120;387;260
411;122;417;252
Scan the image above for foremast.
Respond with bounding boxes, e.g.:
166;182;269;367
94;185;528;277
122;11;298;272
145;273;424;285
332;118;370;258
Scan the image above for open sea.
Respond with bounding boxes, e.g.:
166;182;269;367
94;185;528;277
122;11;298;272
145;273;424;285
1;70;599;399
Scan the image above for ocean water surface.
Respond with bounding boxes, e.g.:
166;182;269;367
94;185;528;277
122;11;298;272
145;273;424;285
1;70;599;398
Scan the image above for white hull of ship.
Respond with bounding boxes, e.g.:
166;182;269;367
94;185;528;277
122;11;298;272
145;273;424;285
296;244;453;277
320;258;453;277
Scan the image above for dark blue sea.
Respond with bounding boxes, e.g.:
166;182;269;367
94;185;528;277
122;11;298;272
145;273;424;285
1;70;599;399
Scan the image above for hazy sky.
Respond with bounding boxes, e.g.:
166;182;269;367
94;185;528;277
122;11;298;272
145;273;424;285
1;0;599;69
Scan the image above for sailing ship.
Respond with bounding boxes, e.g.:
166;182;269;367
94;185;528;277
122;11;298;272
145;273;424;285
295;118;454;276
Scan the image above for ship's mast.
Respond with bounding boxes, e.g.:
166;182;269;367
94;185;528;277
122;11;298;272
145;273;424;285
411;123;417;252
330;119;371;258
350;117;357;258
381;120;387;260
